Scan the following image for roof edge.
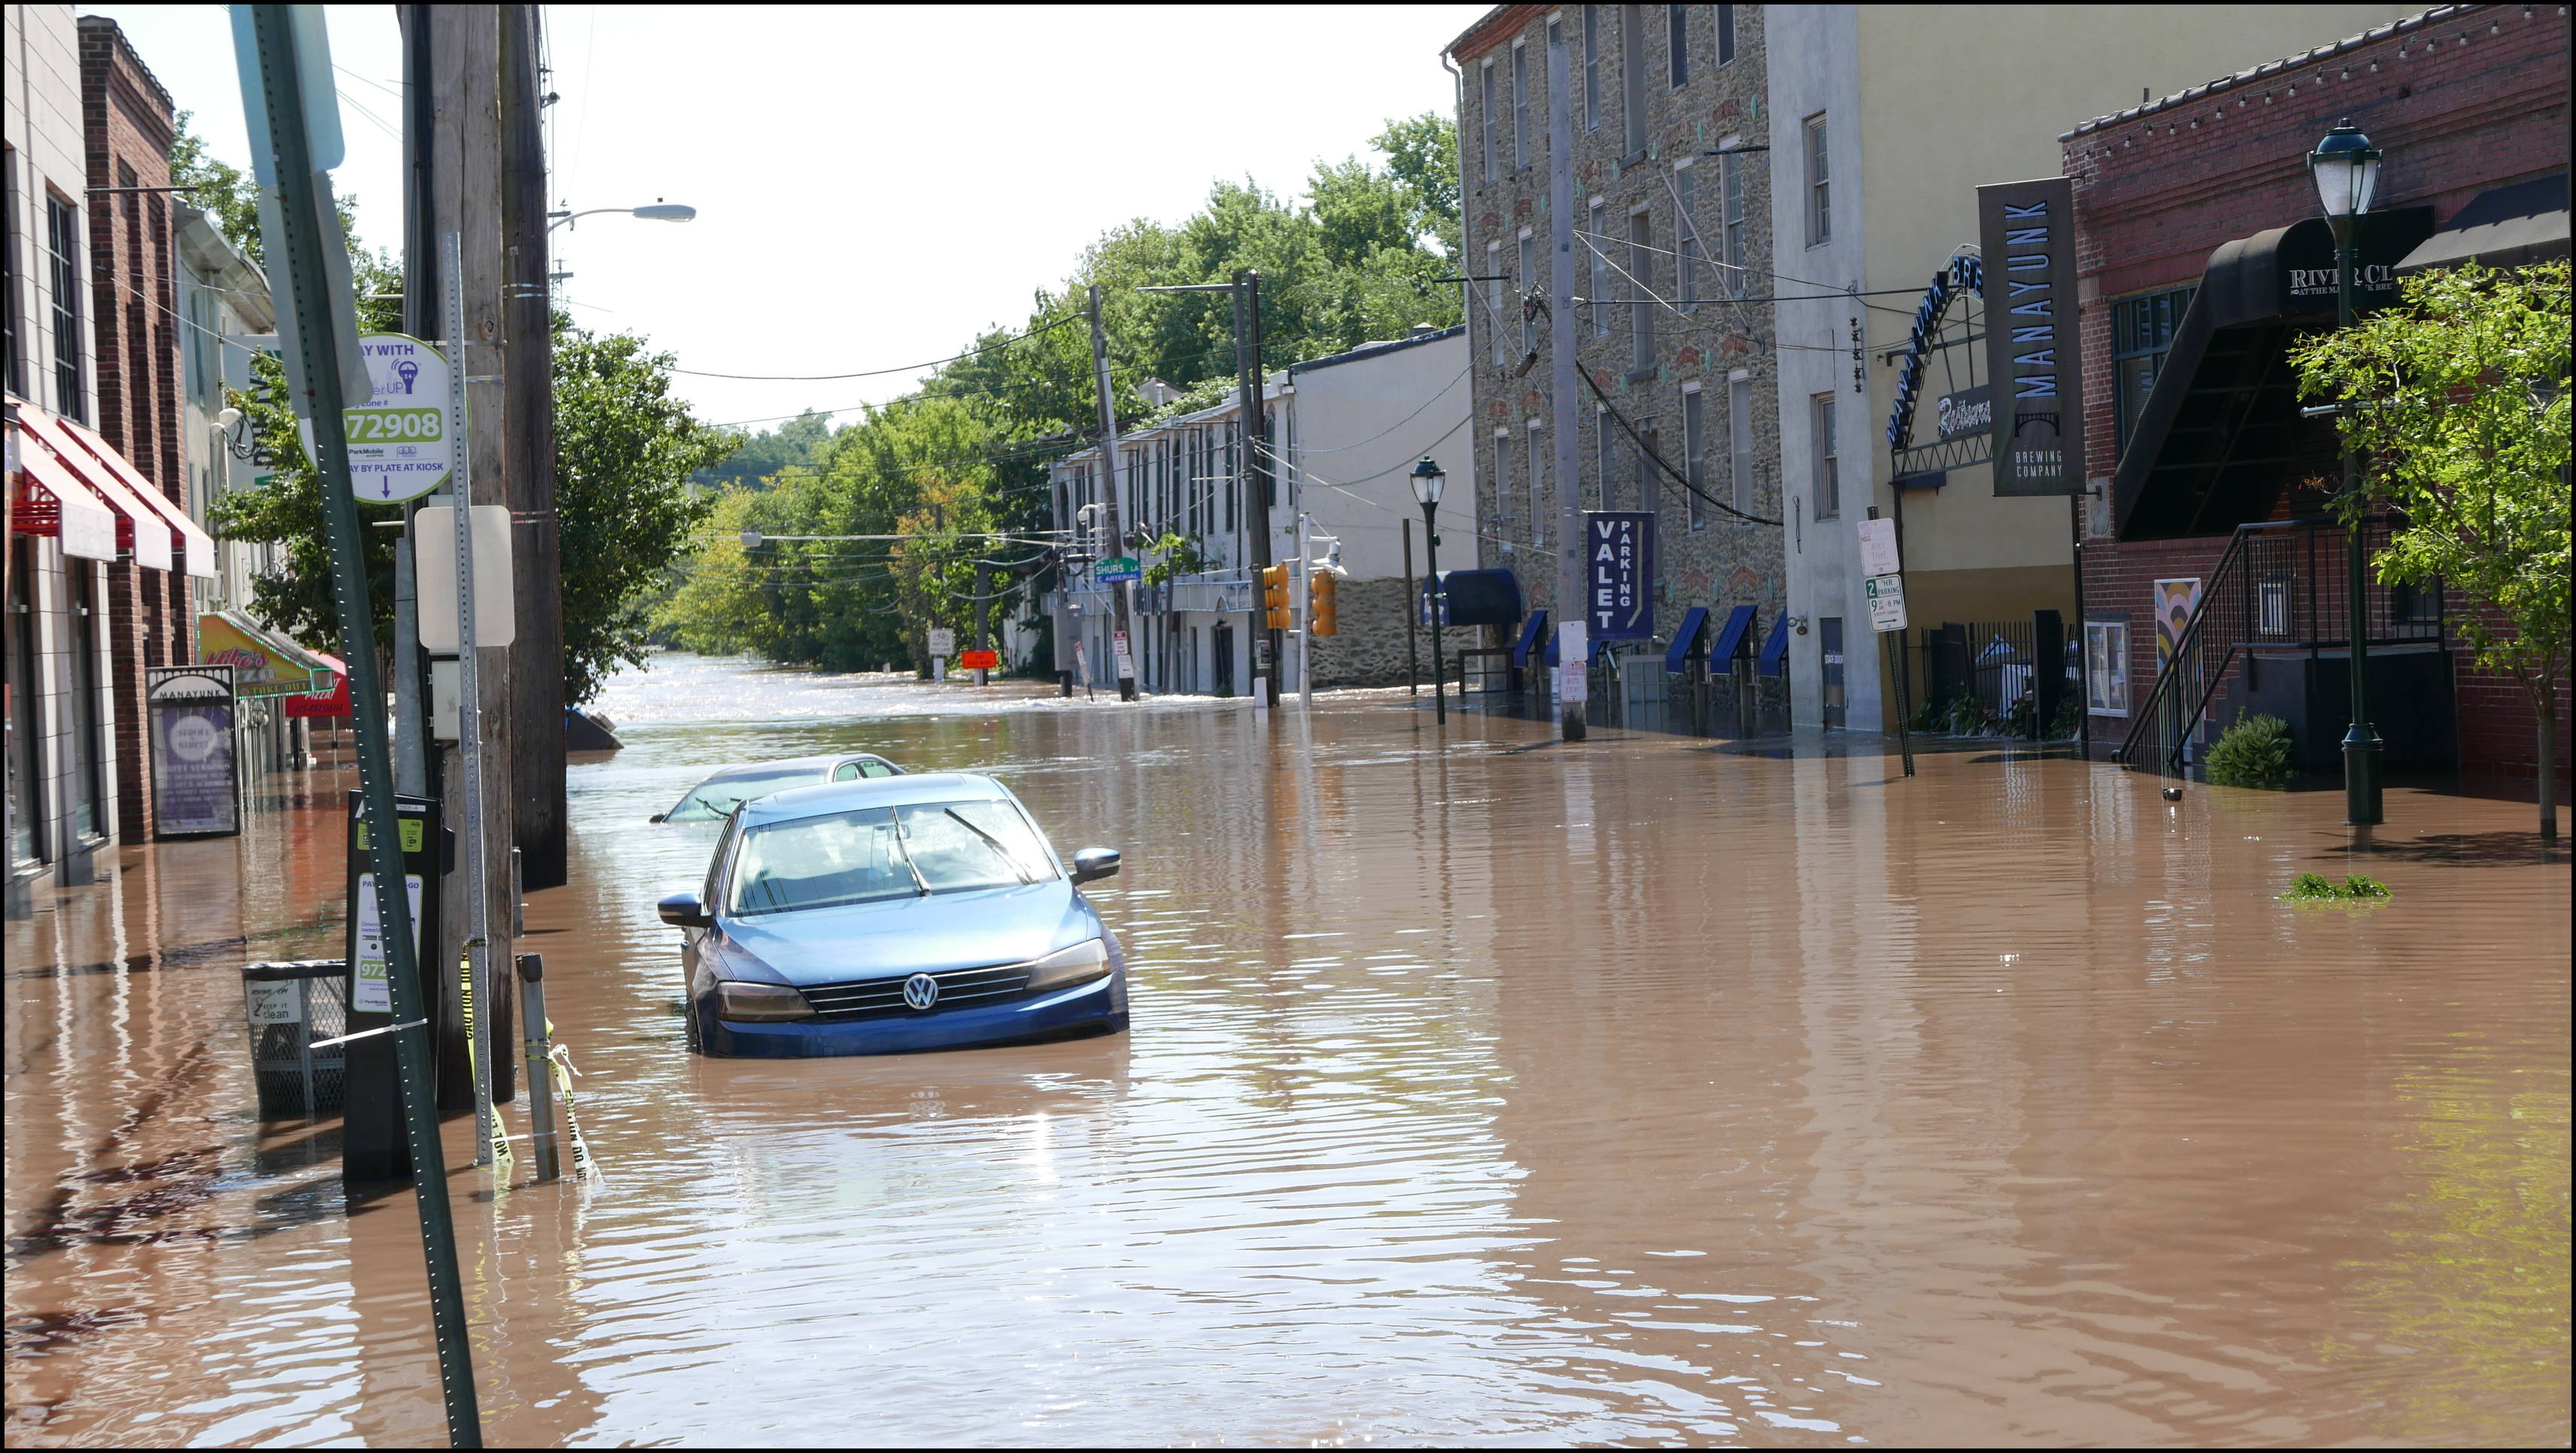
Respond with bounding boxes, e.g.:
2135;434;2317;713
2062;5;2477;141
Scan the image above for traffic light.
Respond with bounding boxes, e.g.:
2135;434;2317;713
1261;565;1292;631
1309;569;1338;637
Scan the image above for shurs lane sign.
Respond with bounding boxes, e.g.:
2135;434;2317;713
1585;511;1655;641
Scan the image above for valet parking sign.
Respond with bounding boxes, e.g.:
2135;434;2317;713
1585;511;1655;641
344;333;453;502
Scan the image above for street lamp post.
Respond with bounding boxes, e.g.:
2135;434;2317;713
2310;120;2384;826
546;200;696;234
1412;457;1447;724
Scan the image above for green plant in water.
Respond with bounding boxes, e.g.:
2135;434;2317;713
2206;712;2295;789
2282;872;2392;902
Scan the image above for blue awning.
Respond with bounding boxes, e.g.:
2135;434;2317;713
1758;614;1791;676
1710;605;1756;665
1510;609;1549;668
1663;606;1710;674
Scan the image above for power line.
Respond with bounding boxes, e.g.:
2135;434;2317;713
672;313;1082;381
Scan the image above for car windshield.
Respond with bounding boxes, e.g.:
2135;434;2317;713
726;799;1057;916
665;765;824;822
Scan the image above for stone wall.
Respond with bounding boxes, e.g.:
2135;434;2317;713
1308;575;1489;689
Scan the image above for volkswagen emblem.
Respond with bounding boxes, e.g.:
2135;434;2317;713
902;972;940;1012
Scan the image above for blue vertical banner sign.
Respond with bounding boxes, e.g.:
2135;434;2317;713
1585;511;1655;640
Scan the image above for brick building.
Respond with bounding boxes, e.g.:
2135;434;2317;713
2065;3;2569;784
77;15;193;840
1447;4;1786;706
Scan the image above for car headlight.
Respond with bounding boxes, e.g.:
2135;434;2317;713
713;981;813;1021
1024;938;1110;992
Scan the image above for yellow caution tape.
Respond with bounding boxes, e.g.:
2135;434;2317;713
458;951;514;1181
547;1040;603;1185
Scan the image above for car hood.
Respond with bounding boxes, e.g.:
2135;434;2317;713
714;879;1101;987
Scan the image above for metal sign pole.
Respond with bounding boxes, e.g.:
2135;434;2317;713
235;8;480;1444
442;231;495;1166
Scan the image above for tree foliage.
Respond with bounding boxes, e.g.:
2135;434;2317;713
212;316;732;704
659;114;1462;671
2290;260;2571;833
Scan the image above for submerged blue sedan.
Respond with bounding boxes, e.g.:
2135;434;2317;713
656;772;1127;1057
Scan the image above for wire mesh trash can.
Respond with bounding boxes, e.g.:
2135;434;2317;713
241;960;350;1119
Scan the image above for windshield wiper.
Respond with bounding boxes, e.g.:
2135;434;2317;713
944;808;1037;884
884;812;934;896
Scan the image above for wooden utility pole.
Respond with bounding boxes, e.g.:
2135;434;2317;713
499;2;564;890
1235;271;1278;706
1085;285;1136;699
429;2;514;1109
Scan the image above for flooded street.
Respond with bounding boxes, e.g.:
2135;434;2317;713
7;652;2568;1447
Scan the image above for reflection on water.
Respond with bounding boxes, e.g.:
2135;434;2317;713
7;652;2568;1445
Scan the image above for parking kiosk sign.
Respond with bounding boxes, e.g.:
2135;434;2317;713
344;334;453;502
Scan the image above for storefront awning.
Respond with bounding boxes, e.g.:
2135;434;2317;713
284;650;350;718
2396;174;2569;275
197;610;333;699
9;414;120;562
20;408;218;578
2111;208;2432;541
25;429;171;570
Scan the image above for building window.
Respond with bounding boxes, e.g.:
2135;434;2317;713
1635;425;1659;514
67;567;102;843
1810;392;1838;518
2111;285;2197;456
1480;62;1499;185
1588;199;1612;337
2084;620;2129;715
1668;4;1690;88
1513;42;1531;172
1519;230;1539;355
1716;3;1737;65
46;196;85;421
1491;432;1513;533
3;173;23;400
1674;162;1699;311
1620;4;1649;156
1527;426;1547;548
1728;377;1754;513
1803;114;1830;247
1628;208;1655;374
1488;240;1508;367
1582;5;1603;131
1722;151;1748;296
1683;385;1708;530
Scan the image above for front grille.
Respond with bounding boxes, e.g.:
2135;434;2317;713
801;964;1033;1021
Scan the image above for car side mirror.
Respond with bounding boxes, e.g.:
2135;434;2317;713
657;891;712;928
1070;848;1121;884
649;812;666;824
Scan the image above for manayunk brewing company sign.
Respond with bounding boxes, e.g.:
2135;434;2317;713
1976;177;2083;497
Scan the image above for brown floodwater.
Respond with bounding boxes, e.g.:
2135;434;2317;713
7;652;2568;1446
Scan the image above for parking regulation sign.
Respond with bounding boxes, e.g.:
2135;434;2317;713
1864;572;1909;632
344;334;454;502
1584;511;1655;640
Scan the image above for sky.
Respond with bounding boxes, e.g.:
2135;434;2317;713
80;4;1488;433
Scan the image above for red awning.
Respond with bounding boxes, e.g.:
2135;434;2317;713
13;403;171;571
56;416;219;579
8;410;120;562
284;650;350;719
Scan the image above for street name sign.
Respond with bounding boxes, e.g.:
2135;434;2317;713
346;333;453;502
1094;557;1142;584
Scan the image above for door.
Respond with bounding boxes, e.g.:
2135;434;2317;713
1820;616;1847;729
1212;623;1235;698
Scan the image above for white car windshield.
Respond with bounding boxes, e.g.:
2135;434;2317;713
727;799;1057;916
666;765;824;822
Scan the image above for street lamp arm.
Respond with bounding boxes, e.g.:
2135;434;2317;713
548;203;696;234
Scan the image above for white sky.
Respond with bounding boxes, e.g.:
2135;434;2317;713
80;4;1487;432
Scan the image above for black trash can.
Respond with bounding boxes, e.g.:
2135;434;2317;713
241;960;350;1119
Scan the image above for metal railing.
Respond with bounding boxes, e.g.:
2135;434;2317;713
2115;515;2439;773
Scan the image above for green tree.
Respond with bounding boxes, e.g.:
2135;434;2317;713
554;321;737;702
2291;261;2571;837
692;407;842;490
